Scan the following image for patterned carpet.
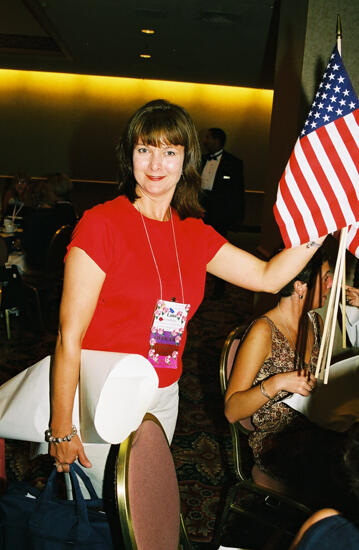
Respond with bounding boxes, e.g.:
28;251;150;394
1;230;306;549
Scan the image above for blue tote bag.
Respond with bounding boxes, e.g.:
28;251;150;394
0;462;114;549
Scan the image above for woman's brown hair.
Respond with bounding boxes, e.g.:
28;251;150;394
116;99;204;219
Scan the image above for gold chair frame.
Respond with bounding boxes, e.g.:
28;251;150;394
116;412;193;550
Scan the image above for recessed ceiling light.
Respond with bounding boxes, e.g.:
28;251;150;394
141;29;155;34
140;54;151;59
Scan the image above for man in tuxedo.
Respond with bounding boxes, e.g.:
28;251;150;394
201;128;245;297
201;128;245;237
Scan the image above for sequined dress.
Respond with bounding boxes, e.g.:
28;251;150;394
248;312;345;503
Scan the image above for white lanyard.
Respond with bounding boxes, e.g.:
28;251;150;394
138;206;185;303
12;202;23;220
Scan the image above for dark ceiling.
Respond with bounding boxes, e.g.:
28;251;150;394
0;0;279;89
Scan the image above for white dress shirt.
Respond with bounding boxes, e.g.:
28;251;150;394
201;149;223;191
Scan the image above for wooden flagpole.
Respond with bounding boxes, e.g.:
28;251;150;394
315;226;346;378
336;16;348;351
316;15;348;383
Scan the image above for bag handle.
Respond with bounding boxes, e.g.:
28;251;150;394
29;465;94;540
71;462;99;500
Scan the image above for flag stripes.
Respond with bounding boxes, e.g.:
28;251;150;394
274;110;359;247
347;222;359;258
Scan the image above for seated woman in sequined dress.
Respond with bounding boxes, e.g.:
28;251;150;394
225;251;348;508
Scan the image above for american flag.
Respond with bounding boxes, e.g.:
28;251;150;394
274;46;359;248
346;222;359;258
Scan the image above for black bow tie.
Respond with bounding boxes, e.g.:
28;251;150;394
207;153;221;161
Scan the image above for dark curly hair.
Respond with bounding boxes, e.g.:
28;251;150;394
116;99;203;219
279;249;328;297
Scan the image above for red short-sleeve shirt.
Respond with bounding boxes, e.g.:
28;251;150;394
67;196;226;387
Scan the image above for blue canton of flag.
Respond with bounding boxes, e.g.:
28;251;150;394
302;47;358;137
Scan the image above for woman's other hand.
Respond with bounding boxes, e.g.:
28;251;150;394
49;435;92;473
272;370;316;397
346;285;359;307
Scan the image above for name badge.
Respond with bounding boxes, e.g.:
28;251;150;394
148;299;190;369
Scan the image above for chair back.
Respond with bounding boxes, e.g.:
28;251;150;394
45;224;72;275
220;325;255;481
219;325;245;397
0;237;7;267
116;413;185;550
0;438;6;494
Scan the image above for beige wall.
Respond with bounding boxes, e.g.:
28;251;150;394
259;0;359;255
0;70;273;203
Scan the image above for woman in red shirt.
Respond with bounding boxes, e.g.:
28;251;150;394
48;99;325;495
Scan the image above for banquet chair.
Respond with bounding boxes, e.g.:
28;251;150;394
22;224;72;325
0;237;7;266
0;265;24;339
0;438;6;495
215;325;312;547
115;413;193;550
45;224;73;277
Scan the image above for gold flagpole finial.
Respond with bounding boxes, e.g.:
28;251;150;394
336;14;342;39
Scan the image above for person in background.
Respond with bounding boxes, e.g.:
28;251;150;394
289;422;359;549
1;172;30;221
47;99;325;499
201;128;244;297
48;172;77;229
21;180;60;270
225;251;347;508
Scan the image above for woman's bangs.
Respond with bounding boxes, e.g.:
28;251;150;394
135;116;186;147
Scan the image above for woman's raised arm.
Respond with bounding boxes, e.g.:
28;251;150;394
49;246;106;472
207;237;326;294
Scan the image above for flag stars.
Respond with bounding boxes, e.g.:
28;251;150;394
300;48;357;136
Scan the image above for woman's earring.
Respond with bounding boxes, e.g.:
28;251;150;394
299;295;304;300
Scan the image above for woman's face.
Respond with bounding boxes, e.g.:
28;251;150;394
133;140;185;201
15;178;27;198
311;261;333;309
